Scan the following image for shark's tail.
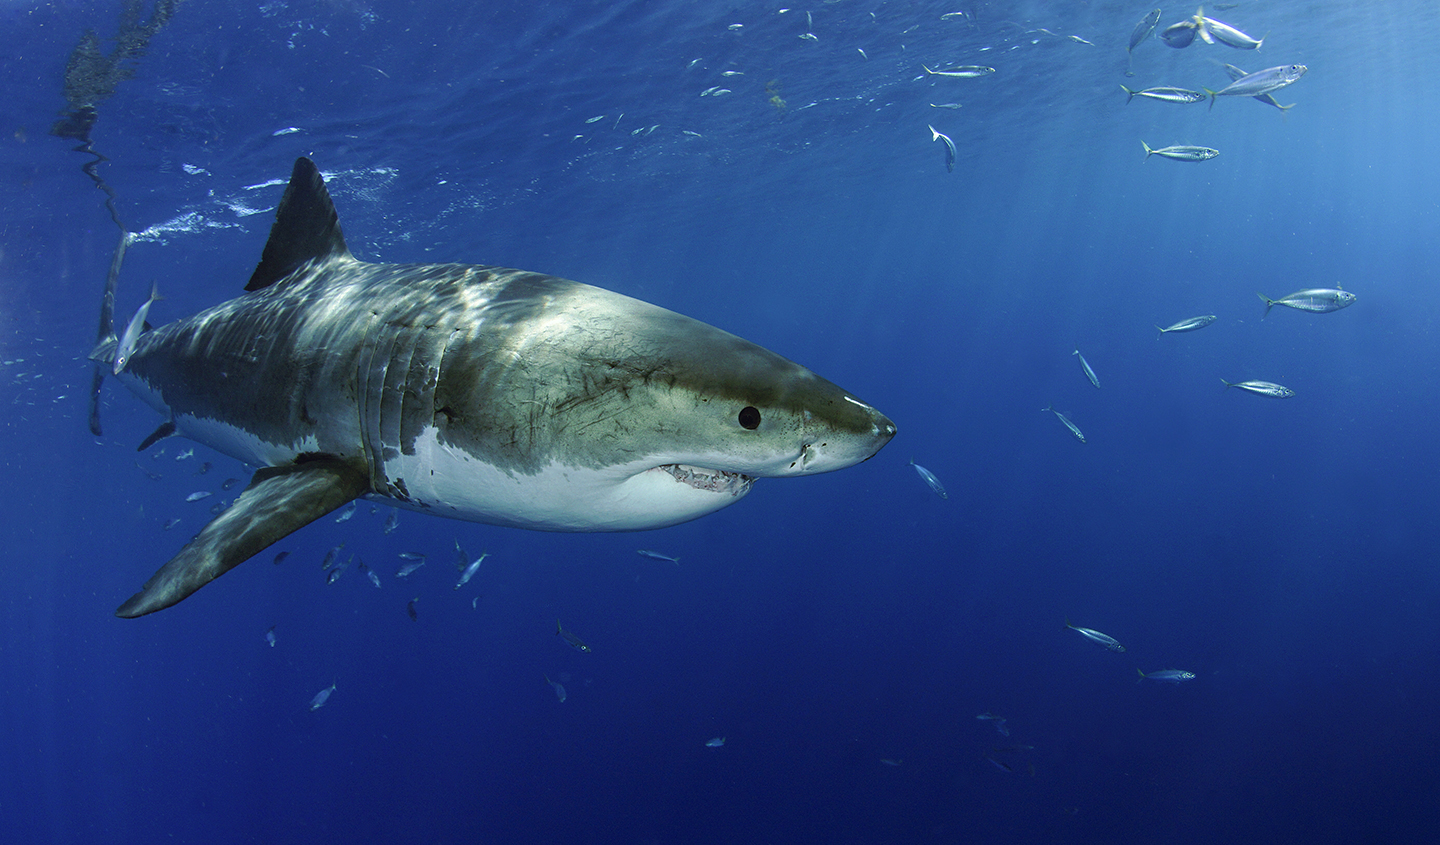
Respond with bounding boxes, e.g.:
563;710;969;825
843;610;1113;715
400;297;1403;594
88;230;131;435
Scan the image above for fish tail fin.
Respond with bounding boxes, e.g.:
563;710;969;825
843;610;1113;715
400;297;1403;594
1204;88;1217;110
1221;378;1234;389
1121;84;1135;104
88;230;132;436
1155;325;1165;339
1257;292;1274;318
1257;31;1268;51
1042;405;1054;413
922;65;935;75
1141;140;1154;159
556;619;563;635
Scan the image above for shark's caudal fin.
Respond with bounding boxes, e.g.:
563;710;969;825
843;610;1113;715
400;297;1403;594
244;157;352;292
116;456;369;618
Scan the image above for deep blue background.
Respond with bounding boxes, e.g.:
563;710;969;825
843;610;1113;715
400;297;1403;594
3;1;1438;842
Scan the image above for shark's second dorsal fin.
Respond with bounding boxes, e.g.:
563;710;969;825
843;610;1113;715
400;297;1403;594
245;157;351;292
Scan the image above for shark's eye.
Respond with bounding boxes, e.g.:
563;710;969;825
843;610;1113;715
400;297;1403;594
738;406;761;430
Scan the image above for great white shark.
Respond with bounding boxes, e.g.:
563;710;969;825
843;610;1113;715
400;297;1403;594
93;158;896;618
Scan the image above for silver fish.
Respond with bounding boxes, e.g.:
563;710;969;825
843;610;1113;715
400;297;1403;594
1142;141;1219;162
1156;315;1218;338
1199;13;1264;49
325;555;351;584
1121;85;1207;104
1128;9;1163;55
909;459;948;499
454;552;488;590
272;551;289;565
1159;20;1198;49
1257;288;1356;317
1221;378;1295;398
1138;668;1196;683
1224;65;1294;110
333;501;357;523
637;549;681;564
382;508;399;534
184;491;211;502
928;103;963;110
1065;618;1125;652
320;543;344;571
705;736;726;747
113;281;162;375
1073;348;1100;389
406;597;419;621
396;559;426;578
265;625;277;647
557;619;592;653
309;681;337;711
545;674;567;703
162;517;182;531
922;65;994;78
1206;65;1307;107
1042;406;1086;443
928;125;957;173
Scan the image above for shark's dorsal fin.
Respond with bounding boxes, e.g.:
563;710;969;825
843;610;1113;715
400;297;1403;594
244;157;351;292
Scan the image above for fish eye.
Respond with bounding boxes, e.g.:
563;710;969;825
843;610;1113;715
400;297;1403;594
738;406;762;430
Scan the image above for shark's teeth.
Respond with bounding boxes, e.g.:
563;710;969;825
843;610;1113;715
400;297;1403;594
659;464;754;497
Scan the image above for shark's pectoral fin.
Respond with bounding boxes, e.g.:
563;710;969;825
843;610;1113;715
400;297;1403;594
115;456;369;618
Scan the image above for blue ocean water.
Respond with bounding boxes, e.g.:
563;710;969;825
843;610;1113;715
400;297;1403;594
3;0;1439;842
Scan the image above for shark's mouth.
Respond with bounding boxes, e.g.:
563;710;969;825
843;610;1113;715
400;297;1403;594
658;463;755;497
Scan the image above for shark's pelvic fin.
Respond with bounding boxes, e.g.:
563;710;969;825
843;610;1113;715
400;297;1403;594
244;157;351;292
136;421;177;452
115;455;369;617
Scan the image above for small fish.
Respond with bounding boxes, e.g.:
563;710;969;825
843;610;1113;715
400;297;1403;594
545;674;567;703
940;12;969;21
1120;85;1207;105
1142;141;1219;162
705;736;726;747
265;625;277;647
185;491;211;502
358;559;381;589
928;125;957;173
991;745;1035;753
681;130;703;138
637;549;681;564
928;102;963;109
162;517;181;531
909;459;948;499
209;502;228;516
334;501;357;523
1067;35;1095;45
113;281;163;374
396;560;425;578
175;448;193;461
320;543;344;571
195;461;211;475
1221;378;1295;398
1042;406;1086;443
985;756;1014;773
220;477;239;490
1138;668;1196;683
272;551;289;565
309;681;337;711
1223;65;1295;110
922;65;994;78
857;48;867;60
727;23;743;31
472;596;480;609
557;619;592;653
976;712;1008;733
399;551;426;560
1156;315;1217;336
455;552;488;590
1073;348;1100;389
1128;9;1163;56
326;555;352;585
721;70;744;77
1205;65;1307;108
1198;13;1264;50
406;597;419;621
1065;618;1125;652
1159;20;1198;49
585;114;606;123
382;509;399;534
880;758;903;766
134;462;162;481
799;32;818;42
1257;288;1356;317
